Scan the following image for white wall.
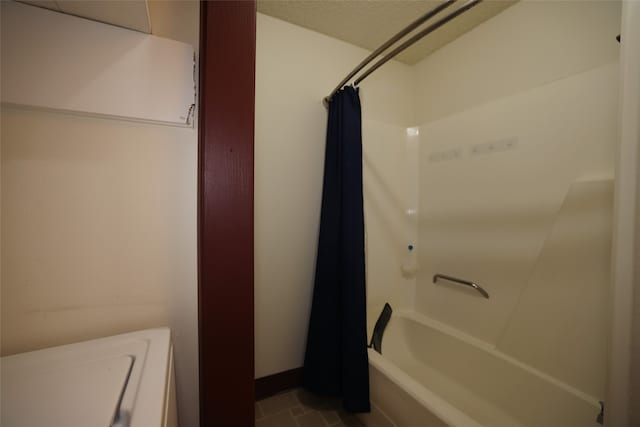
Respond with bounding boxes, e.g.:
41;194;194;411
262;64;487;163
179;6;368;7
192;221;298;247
1;109;195;352
255;13;415;378
1;2;200;426
147;3;200;426
414;0;620;401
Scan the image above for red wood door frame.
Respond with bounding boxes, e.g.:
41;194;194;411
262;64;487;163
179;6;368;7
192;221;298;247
198;1;256;425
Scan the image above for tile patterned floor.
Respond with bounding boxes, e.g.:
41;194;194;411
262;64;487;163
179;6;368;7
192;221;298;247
256;388;365;427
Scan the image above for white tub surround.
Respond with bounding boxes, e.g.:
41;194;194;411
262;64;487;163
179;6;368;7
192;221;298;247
365;310;602;427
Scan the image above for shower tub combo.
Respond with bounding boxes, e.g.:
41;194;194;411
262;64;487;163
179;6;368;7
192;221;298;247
315;0;614;424
360;308;602;427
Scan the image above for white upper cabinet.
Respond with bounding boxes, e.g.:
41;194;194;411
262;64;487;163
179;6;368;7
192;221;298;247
18;0;152;33
1;1;196;126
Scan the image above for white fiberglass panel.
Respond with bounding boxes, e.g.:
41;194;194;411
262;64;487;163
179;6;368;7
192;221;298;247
416;63;617;348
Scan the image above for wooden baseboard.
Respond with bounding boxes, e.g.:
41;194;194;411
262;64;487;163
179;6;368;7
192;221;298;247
255;367;304;400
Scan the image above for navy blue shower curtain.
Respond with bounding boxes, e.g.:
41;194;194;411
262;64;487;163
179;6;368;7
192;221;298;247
303;86;370;413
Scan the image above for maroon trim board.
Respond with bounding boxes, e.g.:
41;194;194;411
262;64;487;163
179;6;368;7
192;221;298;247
255;368;304;401
198;1;256;425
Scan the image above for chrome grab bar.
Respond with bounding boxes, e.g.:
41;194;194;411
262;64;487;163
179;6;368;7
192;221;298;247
433;274;490;299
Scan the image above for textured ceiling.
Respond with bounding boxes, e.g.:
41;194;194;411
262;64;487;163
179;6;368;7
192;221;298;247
258;0;516;65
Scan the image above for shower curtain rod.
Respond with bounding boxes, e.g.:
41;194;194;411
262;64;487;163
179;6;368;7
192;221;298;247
323;0;456;106
323;0;482;106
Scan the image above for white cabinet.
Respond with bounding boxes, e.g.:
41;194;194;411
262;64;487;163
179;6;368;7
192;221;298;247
1;1;196;126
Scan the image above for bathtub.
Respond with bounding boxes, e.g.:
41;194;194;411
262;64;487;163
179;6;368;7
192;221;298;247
359;309;602;427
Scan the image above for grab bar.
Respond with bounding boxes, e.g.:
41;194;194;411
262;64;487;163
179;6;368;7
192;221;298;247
433;274;490;299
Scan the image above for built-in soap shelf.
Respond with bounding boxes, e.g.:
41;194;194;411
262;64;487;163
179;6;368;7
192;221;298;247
401;243;419;277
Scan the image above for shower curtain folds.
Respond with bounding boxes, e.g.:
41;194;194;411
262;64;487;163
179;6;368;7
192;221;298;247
303;86;370;413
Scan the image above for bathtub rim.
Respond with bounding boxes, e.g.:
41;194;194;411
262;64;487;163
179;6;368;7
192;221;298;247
395;309;601;409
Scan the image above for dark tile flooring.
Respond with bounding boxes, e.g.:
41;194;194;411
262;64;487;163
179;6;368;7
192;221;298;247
255;388;365;427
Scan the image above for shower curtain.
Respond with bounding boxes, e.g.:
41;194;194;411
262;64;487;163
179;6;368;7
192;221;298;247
303;86;370;413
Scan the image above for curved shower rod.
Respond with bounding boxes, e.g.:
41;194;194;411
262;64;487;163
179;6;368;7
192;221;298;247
323;0;483;107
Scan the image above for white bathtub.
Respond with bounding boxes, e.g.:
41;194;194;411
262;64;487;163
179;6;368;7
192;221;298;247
360;309;602;427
